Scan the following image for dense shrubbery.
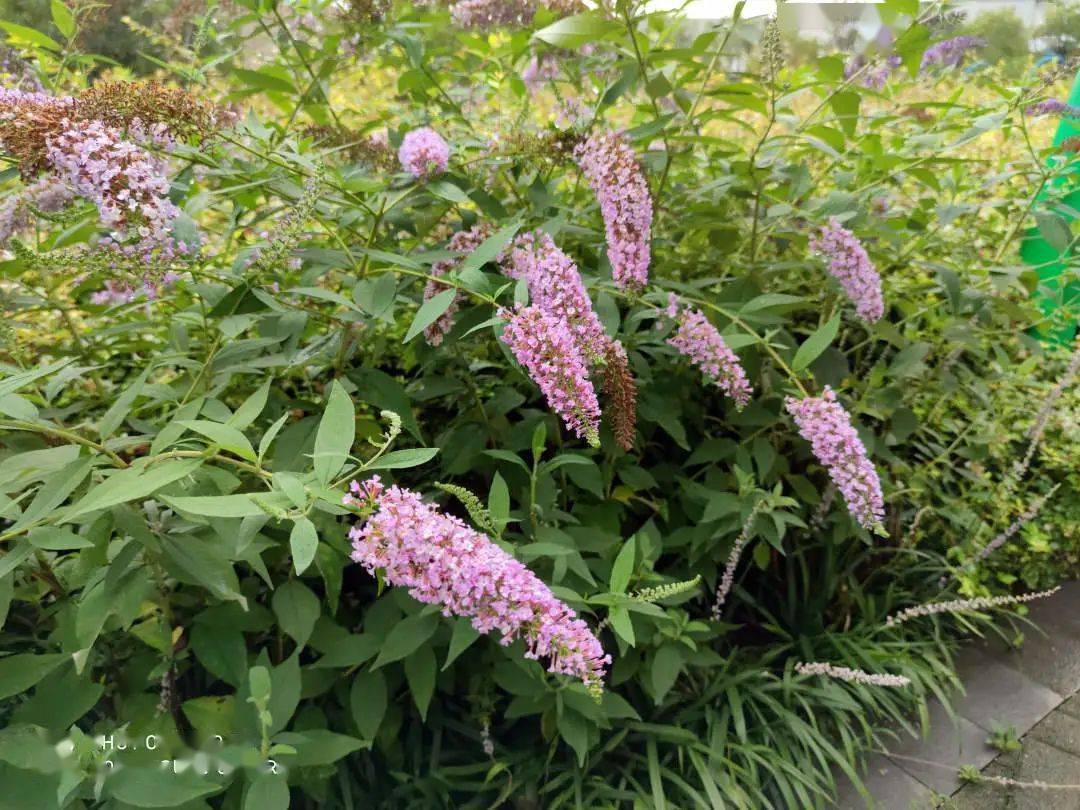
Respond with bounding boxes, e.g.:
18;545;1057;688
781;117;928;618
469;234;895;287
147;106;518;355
0;1;1077;807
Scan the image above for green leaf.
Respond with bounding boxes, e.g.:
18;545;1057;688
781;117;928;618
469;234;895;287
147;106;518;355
0;21;62;52
258;413;290;462
50;1;75;38
180;420;258;462
0;543;33;579
0;359;71;400
829;91;861;138
244;773;290;810
272;579;320;648
162;494;266;518
191;624;247;688
63;458;203;522
8;456;93;533
487;472;509;535
372;612;439;669
443;618;481;671
107;766;221;807
650;646;683;704
349;669;387;740
404;646;436;721
609;537;636;594
161;534;245;606
533;11;620;48
99;366;150;439
404;288;456;343
1035;211;1072;254
229;379;272;429
0;653;67;701
289;518;319;576
273;729;364;766
27;527;92;550
365;447;438;471
314;381;354;484
792;315;841;373
457;222;522;277
556;708;590;766
233;67;296;93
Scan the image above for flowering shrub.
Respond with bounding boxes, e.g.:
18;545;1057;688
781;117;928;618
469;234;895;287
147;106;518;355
0;1;1076;807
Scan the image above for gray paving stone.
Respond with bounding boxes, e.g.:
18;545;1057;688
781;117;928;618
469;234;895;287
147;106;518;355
971;616;1080;696
952;647;1062;735
1029;707;1080;756
831;753;937;809
1002;737;1080;809
1059;694;1080;721
882;699;997;796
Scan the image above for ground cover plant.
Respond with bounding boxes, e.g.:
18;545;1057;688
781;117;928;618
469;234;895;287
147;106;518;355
0;0;1077;807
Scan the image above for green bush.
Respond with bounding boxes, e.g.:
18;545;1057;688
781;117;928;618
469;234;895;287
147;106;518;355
0;1;1076;807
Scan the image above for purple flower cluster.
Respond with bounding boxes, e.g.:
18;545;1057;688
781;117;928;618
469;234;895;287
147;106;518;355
398;127;450;180
785;386;885;530
667;303;752;408
423;224;491;346
450;0;534;28
500;303;601;446
1026;100;1080;119
500;231;609;362
349;480;609;696
89;272;181;306
573;132;652;292
45;119;180;250
0;174;74;243
522;54;560;93
809;218;884;323
844;55;901;90
920;36;985;69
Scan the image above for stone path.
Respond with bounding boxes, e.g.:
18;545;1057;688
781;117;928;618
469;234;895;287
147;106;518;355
832;581;1080;809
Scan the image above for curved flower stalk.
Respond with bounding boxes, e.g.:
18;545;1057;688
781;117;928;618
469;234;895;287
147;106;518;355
500;304;602;446
398;127;449;180
500;231;609;361
795;662;910;688
667;303;752;409
885;587;1061;628
573;131;652;292
785;386;885;531
809;218;884;323
423;224;492;346
348;480;609;697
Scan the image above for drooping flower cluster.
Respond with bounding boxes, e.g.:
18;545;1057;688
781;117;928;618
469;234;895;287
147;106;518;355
920;36;985;69
885;587;1061;628
500;304;602;446
600;339;637;452
785;387;885;530
423;223;491;346
573;131;652;292
1026;99;1080;119
809;218;884;323
398;127;450;180
844;54;903;90
246;167;325;276
500;231;609;361
712;501;767;618
667;303;752;408
348;482;609;696
795;662;911;688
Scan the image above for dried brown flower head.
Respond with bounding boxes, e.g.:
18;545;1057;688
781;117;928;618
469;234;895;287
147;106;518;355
75;81;225;141
601;339;637;451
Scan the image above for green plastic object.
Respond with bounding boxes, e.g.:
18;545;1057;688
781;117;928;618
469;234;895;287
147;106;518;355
1019;70;1080;345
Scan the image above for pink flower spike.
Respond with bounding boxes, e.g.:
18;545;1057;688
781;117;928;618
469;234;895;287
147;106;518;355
667;305;752;408
573;132;652;292
500;304;601;447
809;218;884;323
349;485;609;697
785;386;885;531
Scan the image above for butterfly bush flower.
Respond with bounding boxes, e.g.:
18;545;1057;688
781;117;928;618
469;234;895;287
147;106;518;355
398;127;450;180
667;304;752;408
1026;99;1080;119
921;36;985;69
449;0;581;29
349;482;609;696
785;386;885;530
500;231;609;361
501;304;601;446
423;224;491;346
0;174;74;244
809;218;884;323
601;339;637;451
573;131;652;292
45;119;180;248
795;662;910;688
